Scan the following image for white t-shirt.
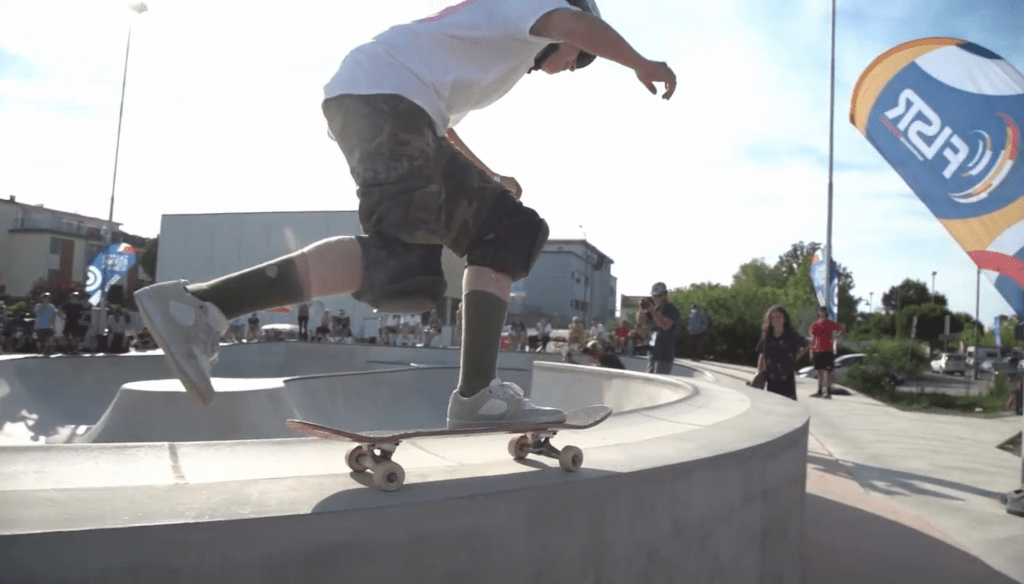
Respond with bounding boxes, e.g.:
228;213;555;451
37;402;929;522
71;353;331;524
324;0;576;136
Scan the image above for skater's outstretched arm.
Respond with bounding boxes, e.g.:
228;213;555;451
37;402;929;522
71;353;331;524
530;9;676;99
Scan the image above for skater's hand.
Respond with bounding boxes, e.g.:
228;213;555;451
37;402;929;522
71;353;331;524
635;59;676;100
497;175;523;200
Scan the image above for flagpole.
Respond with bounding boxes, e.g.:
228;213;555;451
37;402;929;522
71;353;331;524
824;0;836;320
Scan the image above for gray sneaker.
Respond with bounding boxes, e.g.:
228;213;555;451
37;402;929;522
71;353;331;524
134;280;229;406
447;378;566;430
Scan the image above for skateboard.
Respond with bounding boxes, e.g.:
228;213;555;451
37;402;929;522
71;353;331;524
285;405;612;492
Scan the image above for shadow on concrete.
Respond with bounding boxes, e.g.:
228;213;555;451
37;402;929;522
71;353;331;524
805;492;1018;584
310;466;622;514
807;452;1006;502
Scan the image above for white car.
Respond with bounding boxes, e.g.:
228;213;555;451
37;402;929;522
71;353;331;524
798;353;867;381
931;353;966;375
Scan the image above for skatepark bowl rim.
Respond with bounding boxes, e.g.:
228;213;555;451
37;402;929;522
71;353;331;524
0;342;809;583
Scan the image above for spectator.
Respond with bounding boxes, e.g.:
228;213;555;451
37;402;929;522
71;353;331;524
584;339;625;369
628;323;646;356
225;316;246;343
808;307;845;399
687;304;710;361
245;313;261;342
511;318;527;351
33;293;57;356
334;309;353;342
380;314;401;345
0;300;7;354
637;282;680;374
315;309;332;342
590;318;609;345
135;327;158;351
453;304;463;348
537;317;552;352
297;303;310;340
106;307;131;353
61;292;87;355
612;319;630;354
566;316;585;360
755;305;811;401
422;309;442;347
401;312;423;346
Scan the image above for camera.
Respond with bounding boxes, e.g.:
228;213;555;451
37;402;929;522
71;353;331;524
639;297;654;310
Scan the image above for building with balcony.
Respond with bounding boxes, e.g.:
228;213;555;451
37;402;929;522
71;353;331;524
0;195;122;299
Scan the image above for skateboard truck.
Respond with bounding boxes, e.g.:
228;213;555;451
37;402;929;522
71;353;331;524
347;442;406;492
507;430;584;472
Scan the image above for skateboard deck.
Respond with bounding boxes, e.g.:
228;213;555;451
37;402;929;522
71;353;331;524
286;405;612;492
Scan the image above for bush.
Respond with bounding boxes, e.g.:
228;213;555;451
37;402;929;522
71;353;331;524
844;339;928;397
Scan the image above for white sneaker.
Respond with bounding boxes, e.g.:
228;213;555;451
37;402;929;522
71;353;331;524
447;378;567;430
134;280;229;406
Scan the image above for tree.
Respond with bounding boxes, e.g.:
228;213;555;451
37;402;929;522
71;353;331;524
881;278;948;313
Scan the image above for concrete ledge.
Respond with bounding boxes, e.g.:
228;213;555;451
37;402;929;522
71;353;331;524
1;345;809;583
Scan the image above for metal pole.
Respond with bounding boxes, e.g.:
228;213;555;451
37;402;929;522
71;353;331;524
974;266;980;380
98;5;146;346
824;0;836;321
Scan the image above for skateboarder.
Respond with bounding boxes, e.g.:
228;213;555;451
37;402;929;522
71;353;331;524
134;0;676;429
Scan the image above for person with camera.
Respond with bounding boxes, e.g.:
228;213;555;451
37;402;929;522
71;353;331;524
637;282;680;374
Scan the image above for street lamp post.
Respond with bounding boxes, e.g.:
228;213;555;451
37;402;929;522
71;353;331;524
869;291;874;313
823;0;837;322
98;2;148;346
931;270;937;304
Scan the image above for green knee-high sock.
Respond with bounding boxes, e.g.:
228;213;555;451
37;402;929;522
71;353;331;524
457;290;508;398
186;251;312;321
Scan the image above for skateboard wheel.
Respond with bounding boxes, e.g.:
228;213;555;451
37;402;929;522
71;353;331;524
373;461;405;492
508;436;531;460
559;446;583;472
346;445;369;473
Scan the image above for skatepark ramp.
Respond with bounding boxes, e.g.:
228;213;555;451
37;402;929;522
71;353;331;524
1;358;809;583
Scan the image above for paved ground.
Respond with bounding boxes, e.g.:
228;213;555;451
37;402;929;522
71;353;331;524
688;359;1024;584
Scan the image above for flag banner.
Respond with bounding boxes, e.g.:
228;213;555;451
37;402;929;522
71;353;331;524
85;243;138;306
850;38;1024;318
809;246;839;320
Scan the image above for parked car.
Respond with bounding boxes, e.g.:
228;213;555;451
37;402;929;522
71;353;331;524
798;353;866;381
981;356;1021;375
931;353;967;375
966;346;999;368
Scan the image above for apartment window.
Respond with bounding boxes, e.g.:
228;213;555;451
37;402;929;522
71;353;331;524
50;237;62;255
48;268;60;282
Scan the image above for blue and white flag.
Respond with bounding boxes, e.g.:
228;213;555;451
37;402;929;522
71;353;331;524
809;247;839;320
85;243;137;306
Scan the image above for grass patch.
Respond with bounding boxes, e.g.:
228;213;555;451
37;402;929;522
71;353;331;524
874;388;1013;416
844;340;1020;416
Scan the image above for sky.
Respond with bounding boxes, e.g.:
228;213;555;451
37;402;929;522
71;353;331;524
1;0;1022;328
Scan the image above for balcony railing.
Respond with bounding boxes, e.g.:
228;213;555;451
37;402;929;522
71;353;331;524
11;215;107;239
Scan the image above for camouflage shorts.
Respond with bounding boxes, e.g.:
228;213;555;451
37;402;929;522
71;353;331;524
321;94;505;257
